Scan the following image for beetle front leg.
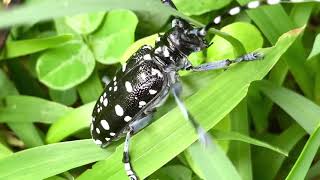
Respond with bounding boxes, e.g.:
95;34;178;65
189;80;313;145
171;82;211;147
187;52;263;72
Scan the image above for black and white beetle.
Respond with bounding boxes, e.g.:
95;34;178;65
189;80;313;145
90;0;292;179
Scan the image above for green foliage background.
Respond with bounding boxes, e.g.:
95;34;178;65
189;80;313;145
0;0;320;180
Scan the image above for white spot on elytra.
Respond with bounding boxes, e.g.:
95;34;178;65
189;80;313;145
109;87;112;91
139;101;146;108
149;89;157;95
113;76;117;81
96;128;101;134
114;81;117;86
105;137;110;141
103;92;107;97
267;0;280;4
100;120;110;130
100;96;104;103
151;68;163;78
92;117;95;122
163;47;170;57
125;81;133;93
229;7;241;15
143;54;152;60
115;105;124;116
103;98;108;107
140;72;147;80
114;86;118;91
95;139;102;145
248;1;260;8
214;16;221;24
134;97;138;100
124;116;132;122
155;47;162;54
122;63;127;72
110;132;116;136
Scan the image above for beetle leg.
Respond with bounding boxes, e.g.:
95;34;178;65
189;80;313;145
171;82;211;147
187;52;263;72
123;127;138;180
122;115;152;180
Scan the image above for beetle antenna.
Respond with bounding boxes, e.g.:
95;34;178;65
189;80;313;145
161;0;177;9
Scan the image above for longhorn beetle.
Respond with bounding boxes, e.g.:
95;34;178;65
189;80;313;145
90;0;293;179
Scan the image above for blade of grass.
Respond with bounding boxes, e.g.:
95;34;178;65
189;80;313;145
187;141;242;180
76;27;303;180
46;102;95;144
228;99;252;180
0;140;113;180
0;34;73;60
286;124;320;180
257;80;320;134
0;69;44;147
253;124;306;180
213;130;287;156
0;95;72;124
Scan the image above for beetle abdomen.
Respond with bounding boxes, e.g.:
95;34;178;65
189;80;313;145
91;50;167;147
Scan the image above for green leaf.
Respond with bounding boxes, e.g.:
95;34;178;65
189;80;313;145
90;10;138;64
207;22;264;61
253;124;306;180
49;88;77;106
36;41;95;90
65;12;105;34
0;142;13;159
147;165;192;180
307;33;320;61
187;141;241;180
0;140;112;180
46;102;95;144
77;27;303;180
0;95;72;123
286;124;320;180
172;0;232;15
212;130;288;156
0;35;73;60
228;99;252;180
77;70;103;103
257;80;320;134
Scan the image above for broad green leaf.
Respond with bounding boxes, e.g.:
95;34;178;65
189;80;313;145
46;102;95;144
77;70;103;103
36;41;95;90
0;95;72;123
257;80;320;134
187;141;242;180
173;0;232;15
207;22;263;61
49;88;78;106
77;27;303;180
65;12;105;34
307;33;320;61
286;124;320;180
306;160;320;179
212;130;288;156
147;165;192;180
0;140;112;180
90;10;138;64
0;35;73;60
